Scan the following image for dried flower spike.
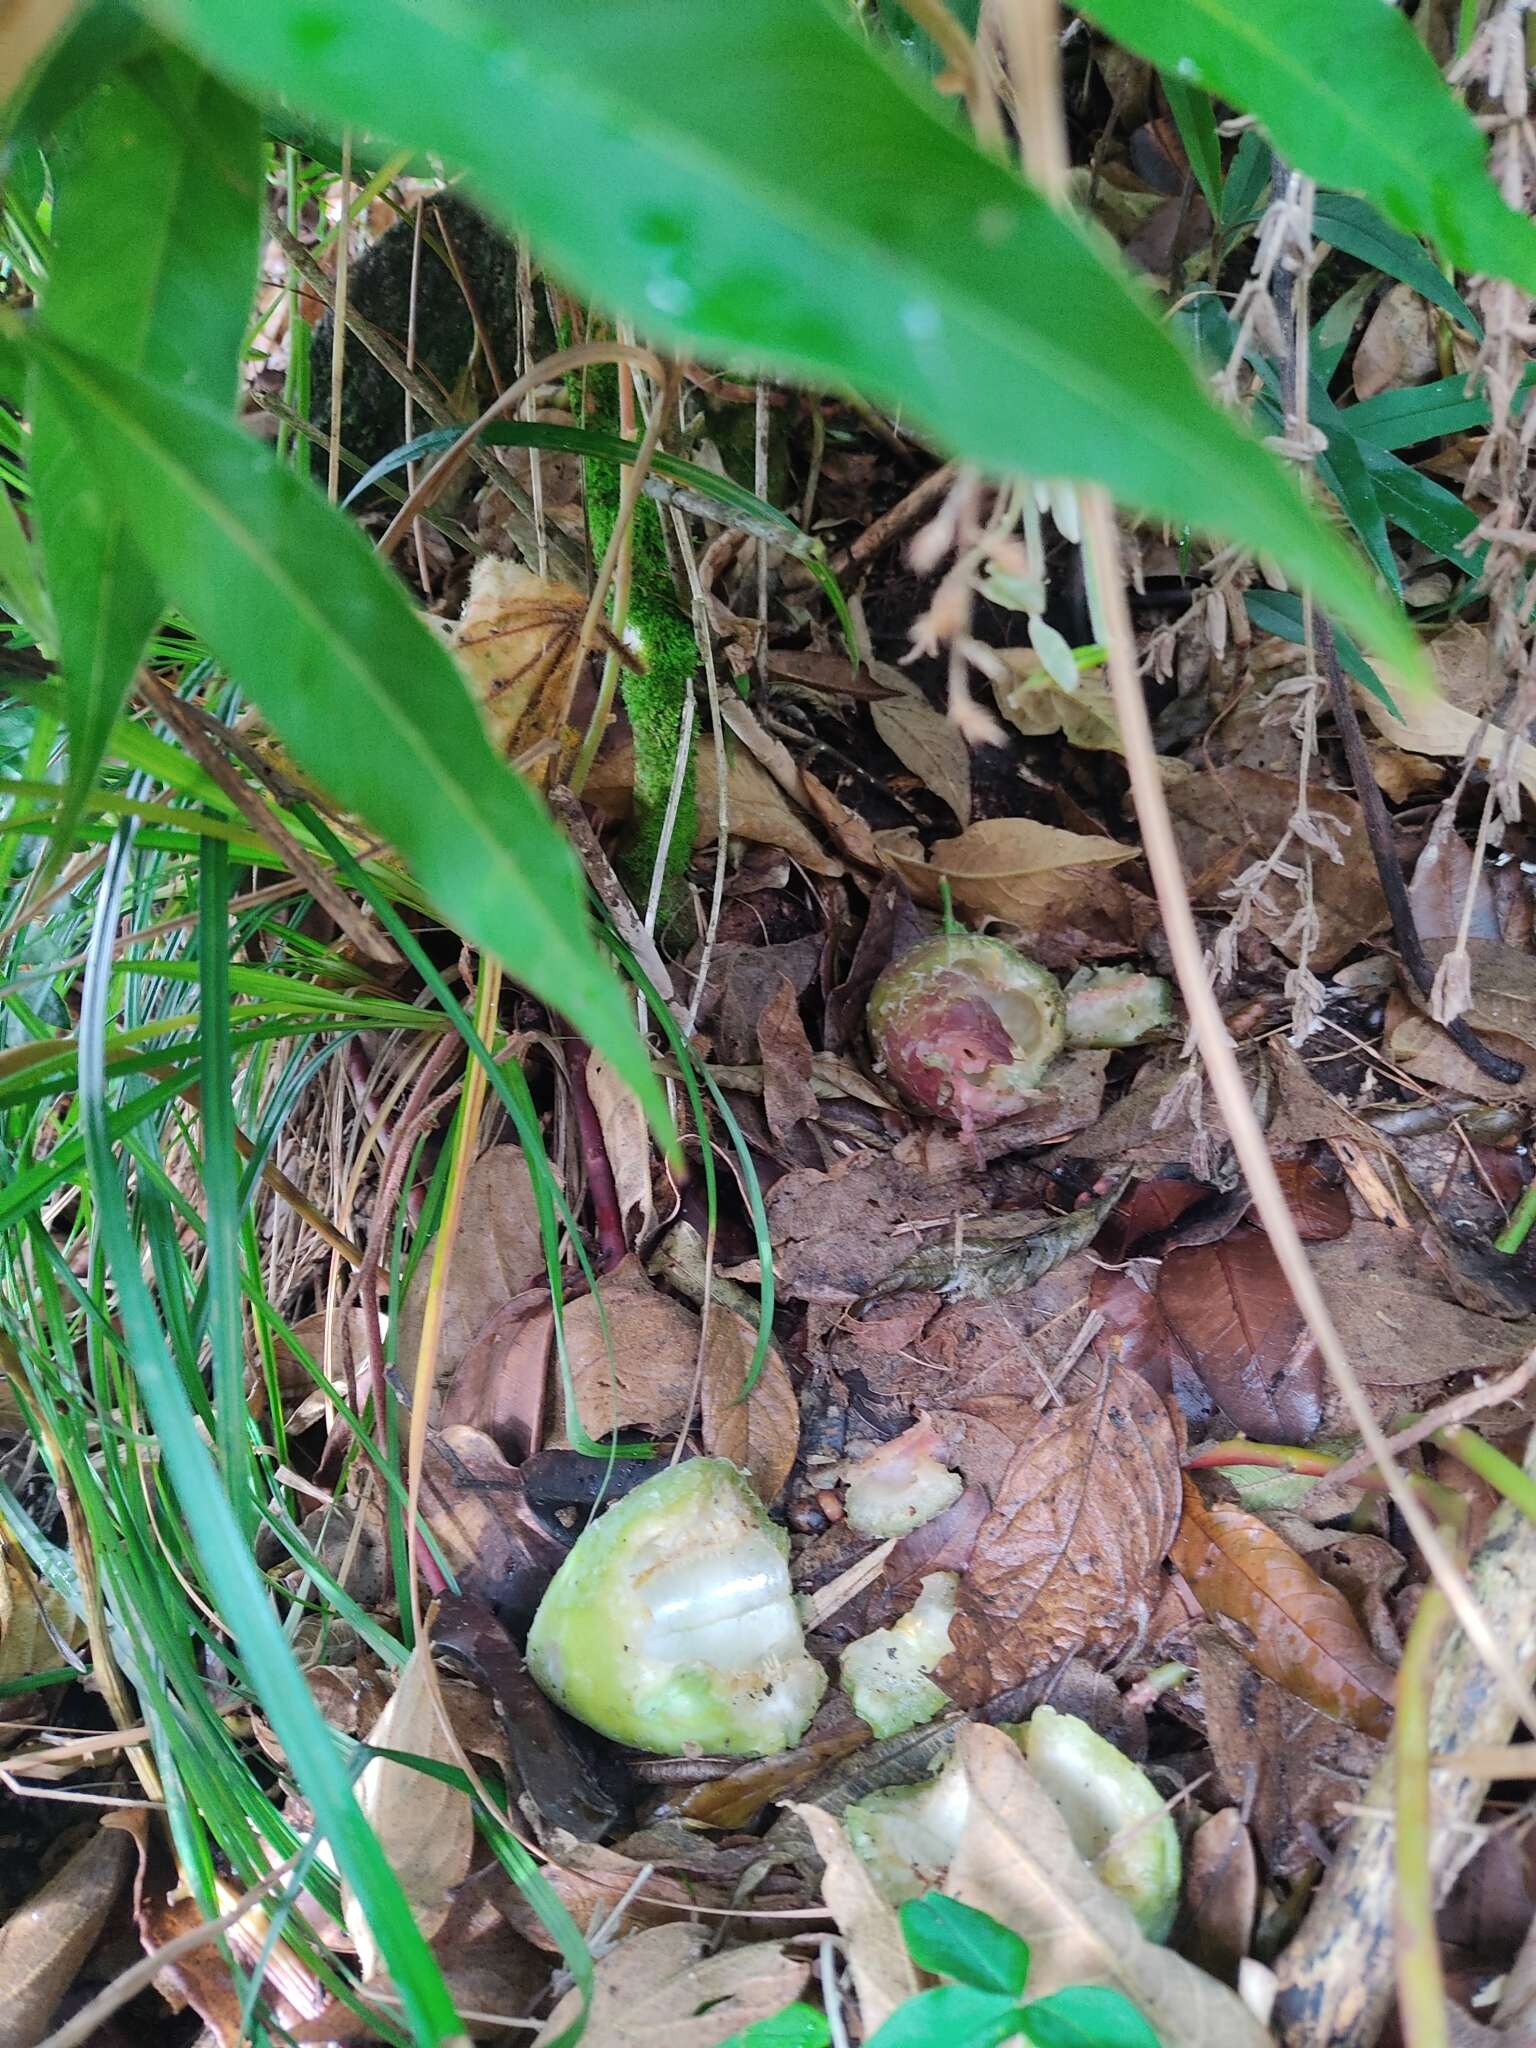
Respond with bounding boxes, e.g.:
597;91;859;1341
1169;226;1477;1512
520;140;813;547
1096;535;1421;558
525;1458;826;1757
867;932;1065;1129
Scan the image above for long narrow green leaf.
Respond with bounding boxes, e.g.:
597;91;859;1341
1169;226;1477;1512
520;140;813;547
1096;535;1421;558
31;336;669;1133
26;36;263;861
139;0;1427;686
1159;73;1222;216
75;817;464;2048
1079;0;1536;291
1311;193;1479;337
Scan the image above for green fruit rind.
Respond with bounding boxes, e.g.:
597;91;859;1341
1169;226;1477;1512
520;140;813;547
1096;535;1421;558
840;1571;957;1739
1024;1704;1182;1941
525;1458;826;1757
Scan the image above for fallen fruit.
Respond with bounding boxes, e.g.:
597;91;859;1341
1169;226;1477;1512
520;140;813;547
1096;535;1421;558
845;1749;971;1903
1024;1704;1182;1940
1062;966;1175;1048
867;932;1066;1128
525;1458;826;1757
839;1571;957;1738
843;1418;963;1538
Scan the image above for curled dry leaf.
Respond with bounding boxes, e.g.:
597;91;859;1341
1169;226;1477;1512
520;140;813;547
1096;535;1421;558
946;1724;1269;2045
1351;281;1439;401
793;1802;919;2033
1196;1627;1382;1881
1185;1808;1258;1985
866;660;973;824
1172;1480;1397;1737
1370;622;1536;807
0;1539;86;1740
1268;1156;1352;1242
587;1048;656;1241
879;817;1136;956
451;558;589;775
1166;767;1387;970
0;1823;134;2048
699;1303;800;1505
695;739;844;876
535;1921;810;2048
1158;1226;1326;1443
419;1425;570;1630
345;1639;475;1977
939;1367;1183;1704
757;976;820;1142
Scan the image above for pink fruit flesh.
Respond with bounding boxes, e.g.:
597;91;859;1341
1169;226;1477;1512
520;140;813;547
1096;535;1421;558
867;935;1066;1129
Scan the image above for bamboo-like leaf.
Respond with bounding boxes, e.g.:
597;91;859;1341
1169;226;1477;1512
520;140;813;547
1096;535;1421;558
138;0;1427;686
26;35;263;860
30;334;667;1128
1080;0;1536;290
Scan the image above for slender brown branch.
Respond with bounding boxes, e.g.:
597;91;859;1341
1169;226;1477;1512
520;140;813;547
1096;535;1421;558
1315;617;1523;1084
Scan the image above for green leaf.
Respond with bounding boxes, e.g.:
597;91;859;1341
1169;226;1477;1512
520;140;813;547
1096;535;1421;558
1020;1985;1162;2048
0;484;52;649
1219;128;1271;231
1242;587;1395;711
1344;375;1492;450
1311;193;1479;337
1159;73;1221;216
1309;272;1376;389
31;335;668;1134
26;35;262;862
718;2005;834;2048
1;0;149;144
901;1894;1031;1997
866;1986;1027;2048
1077;0;1536;290
137;0;1429;689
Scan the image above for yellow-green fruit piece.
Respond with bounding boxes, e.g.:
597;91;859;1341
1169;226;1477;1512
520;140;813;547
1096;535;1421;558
1023;1704;1181;1940
525;1458;826;1757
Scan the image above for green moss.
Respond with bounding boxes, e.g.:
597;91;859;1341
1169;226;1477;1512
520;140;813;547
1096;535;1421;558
575;361;697;912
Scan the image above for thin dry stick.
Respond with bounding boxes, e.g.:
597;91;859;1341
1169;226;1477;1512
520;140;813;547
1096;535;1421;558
1006;0;1536;1741
1395;1588;1453;2048
402;197;433;592
325;136;352;505
376;338;666;561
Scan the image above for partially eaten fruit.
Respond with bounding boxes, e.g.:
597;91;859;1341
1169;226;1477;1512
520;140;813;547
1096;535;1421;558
525;1459;826;1757
843;1419;963;1538
867;933;1066;1129
1062;966;1174;1049
839;1571;957;1738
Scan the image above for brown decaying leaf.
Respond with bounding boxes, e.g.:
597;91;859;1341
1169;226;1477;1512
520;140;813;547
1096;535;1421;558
587;1048;656;1241
1409;802;1499;946
757;976;820;1141
1173;1480;1397;1737
767;1150;977;1305
1196;1627;1382;1881
793;1803;919;2032
419;1425;569;1632
0;1540;86;1744
536;1921;810;2048
1088;1263;1215;1428
879;818;1137;965
1268;1156;1352;1242
1185;1809;1258;1985
1370;622;1536;807
866;661;973;824
863;1484;990;1629
824;875;930;1051
699;1304;800;1504
1158;1227;1325;1442
346;1640;475;1976
397;1145;546;1418
695;740;844;876
451;559;590;776
0;1823;134;2048
710;936;823;1065
1166;766;1387;970
946;1725;1269;2045
939;1367;1183;1704
1352;281;1439;401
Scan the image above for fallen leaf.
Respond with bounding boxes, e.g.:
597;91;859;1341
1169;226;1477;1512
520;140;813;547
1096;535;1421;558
939;1369;1182;1703
1352;282;1439;401
1158;1227;1325;1442
825;876;931;1052
1414;937;1536;1052
346;1640;475;1976
708;937;824;1065
0;1540;85;1740
419;1426;569;1632
700;1305;800;1505
0;1824;134;2048
882;817;1136;946
536;1922;810;2048
757;977;819;1142
452;560;589;775
561;1254;702;1439
767;1151;979;1305
946;1724;1269;2044
1385;1000;1536;1106
1371;623;1536;806
397;1146;547;1417
1088;1263;1216;1428
867;662;972;824
1409;804;1499;945
1269;1156;1353;1242
1172;1480;1397;1736
1309;1222;1536;1392
863;1485;990;1630
793;1803;918;2032
993;647;1124;754
1167;767;1387;970
587;1049;656;1241
1196;1627;1382;1880
696;740;843;876
1185;1809;1257;1984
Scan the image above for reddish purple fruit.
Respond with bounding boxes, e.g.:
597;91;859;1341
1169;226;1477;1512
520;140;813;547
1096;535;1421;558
867;933;1066;1129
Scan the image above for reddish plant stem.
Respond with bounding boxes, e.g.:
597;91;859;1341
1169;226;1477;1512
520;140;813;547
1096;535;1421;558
566;1036;628;1270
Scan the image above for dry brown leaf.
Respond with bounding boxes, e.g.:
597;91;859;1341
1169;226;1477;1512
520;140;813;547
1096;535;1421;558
0;1540;85;1744
1196;1627;1381;1880
792;1803;918;2032
939;1368;1182;1703
562;1254;702;1439
0;1824;134;2048
696;740;843;875
767;1150;978;1305
881;816;1135;938
346;1640;474;1976
420;1425;569;1626
1385;999;1536;1105
946;1724;1269;2044
1166;767;1387;970
536;1922;809;2048
757;977;819;1142
587;1049;655;1241
1370;623;1536;805
1185;1808;1257;1984
1409;804;1498;945
700;1306;800;1504
1352;281;1439;400
452;559;589;777
867;662;972;824
993;648;1124;754
397;1146;547;1419
1172;1480;1396;1736
1309;1223;1536;1391
1158;1227;1325;1442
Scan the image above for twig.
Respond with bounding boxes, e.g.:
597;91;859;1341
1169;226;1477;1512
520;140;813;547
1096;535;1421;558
1395;1588;1453;2048
825;461;958;579
1314;616;1522;1084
